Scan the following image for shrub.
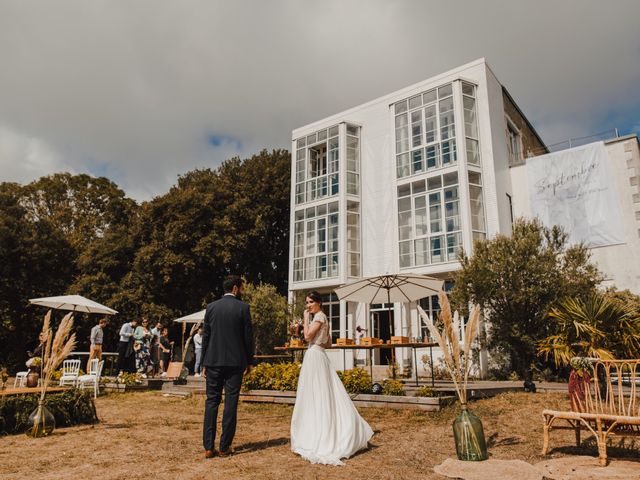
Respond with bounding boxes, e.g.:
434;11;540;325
336;368;372;394
0;390;98;435
242;363;301;392
415;386;438;397
382;379;405;396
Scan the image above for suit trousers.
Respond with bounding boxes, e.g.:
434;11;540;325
203;366;244;451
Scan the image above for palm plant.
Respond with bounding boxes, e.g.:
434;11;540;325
538;293;640;367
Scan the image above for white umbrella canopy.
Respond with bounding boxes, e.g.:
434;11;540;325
29;294;118;315
334;274;443;305
174;309;206;324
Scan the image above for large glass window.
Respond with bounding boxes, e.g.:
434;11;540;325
293;202;339;281
295;125;339;205
395;83;457;179
397;172;462;267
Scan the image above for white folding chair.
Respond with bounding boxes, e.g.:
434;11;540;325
14;371;28;388
77;359;104;398
59;359;81;386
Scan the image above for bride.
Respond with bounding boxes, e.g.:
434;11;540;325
290;291;374;465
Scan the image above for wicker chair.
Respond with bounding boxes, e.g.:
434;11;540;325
542;359;640;466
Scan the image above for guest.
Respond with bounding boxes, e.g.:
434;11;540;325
150;321;163;377
159;327;173;376
355;325;367;345
87;318;108;372
117;319;138;375
134;318;153;377
193;326;204;377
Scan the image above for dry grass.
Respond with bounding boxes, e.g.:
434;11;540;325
1;391;637;479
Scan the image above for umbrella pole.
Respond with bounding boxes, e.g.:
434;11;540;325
387;289;397;379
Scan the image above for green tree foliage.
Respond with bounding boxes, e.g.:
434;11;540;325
451;218;603;379
0;183;76;368
243;282;289;355
124;149;291;320
0;149;292;368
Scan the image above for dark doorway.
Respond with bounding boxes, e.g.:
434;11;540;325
372;309;393;365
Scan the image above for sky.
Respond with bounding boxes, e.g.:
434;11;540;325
1;0;638;201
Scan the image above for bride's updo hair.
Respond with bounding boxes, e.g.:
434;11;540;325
306;291;323;305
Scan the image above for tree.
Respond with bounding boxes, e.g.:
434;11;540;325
451;218;603;380
0;183;76;370
123;149;291;320
243;282;289;355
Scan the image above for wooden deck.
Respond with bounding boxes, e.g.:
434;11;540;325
0;386;70;397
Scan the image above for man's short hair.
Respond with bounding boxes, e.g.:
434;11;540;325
223;275;243;293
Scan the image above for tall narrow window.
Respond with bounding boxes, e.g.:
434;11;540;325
507;122;522;164
468;171;486;242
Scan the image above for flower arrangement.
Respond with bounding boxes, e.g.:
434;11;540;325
417;289;487;461
570;356;593;376
27;310;77;437
26;357;42;369
417;289;480;405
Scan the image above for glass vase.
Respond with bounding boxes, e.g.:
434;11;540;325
452;403;488;461
26;400;55;437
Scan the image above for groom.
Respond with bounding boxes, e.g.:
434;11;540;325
202;275;254;458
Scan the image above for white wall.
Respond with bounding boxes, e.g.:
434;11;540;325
509;136;640;294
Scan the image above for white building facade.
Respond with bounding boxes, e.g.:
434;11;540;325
289;59;640;373
287;58;639;376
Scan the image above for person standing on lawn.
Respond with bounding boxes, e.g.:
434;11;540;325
193;326;204;377
117;318;138;375
201;275;254;459
87;318;107;372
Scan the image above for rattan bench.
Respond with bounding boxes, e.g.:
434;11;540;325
542;359;640;466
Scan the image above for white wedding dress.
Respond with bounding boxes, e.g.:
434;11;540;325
290;311;374;465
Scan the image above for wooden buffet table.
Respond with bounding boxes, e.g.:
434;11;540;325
275;341;438;387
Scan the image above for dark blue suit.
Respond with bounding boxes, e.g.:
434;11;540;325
202;294;254;451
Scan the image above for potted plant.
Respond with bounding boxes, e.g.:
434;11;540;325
25;357;42;387
418;289;487;461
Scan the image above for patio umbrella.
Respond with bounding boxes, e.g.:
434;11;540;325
29;294;118;315
173;309;206;361
335;274;443;380
173;309;206;324
334;274;443;336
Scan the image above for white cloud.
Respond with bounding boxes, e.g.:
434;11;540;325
0;0;638;200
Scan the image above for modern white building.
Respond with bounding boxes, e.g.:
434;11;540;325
287;58;640;376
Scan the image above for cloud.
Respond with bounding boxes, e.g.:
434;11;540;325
0;0;638;200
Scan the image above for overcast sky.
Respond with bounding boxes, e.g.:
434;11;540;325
1;0;638;200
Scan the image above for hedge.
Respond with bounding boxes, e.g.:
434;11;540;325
0;389;98;435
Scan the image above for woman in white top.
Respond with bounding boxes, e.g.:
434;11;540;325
290;291;374;465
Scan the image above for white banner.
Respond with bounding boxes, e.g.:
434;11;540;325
526;142;624;247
